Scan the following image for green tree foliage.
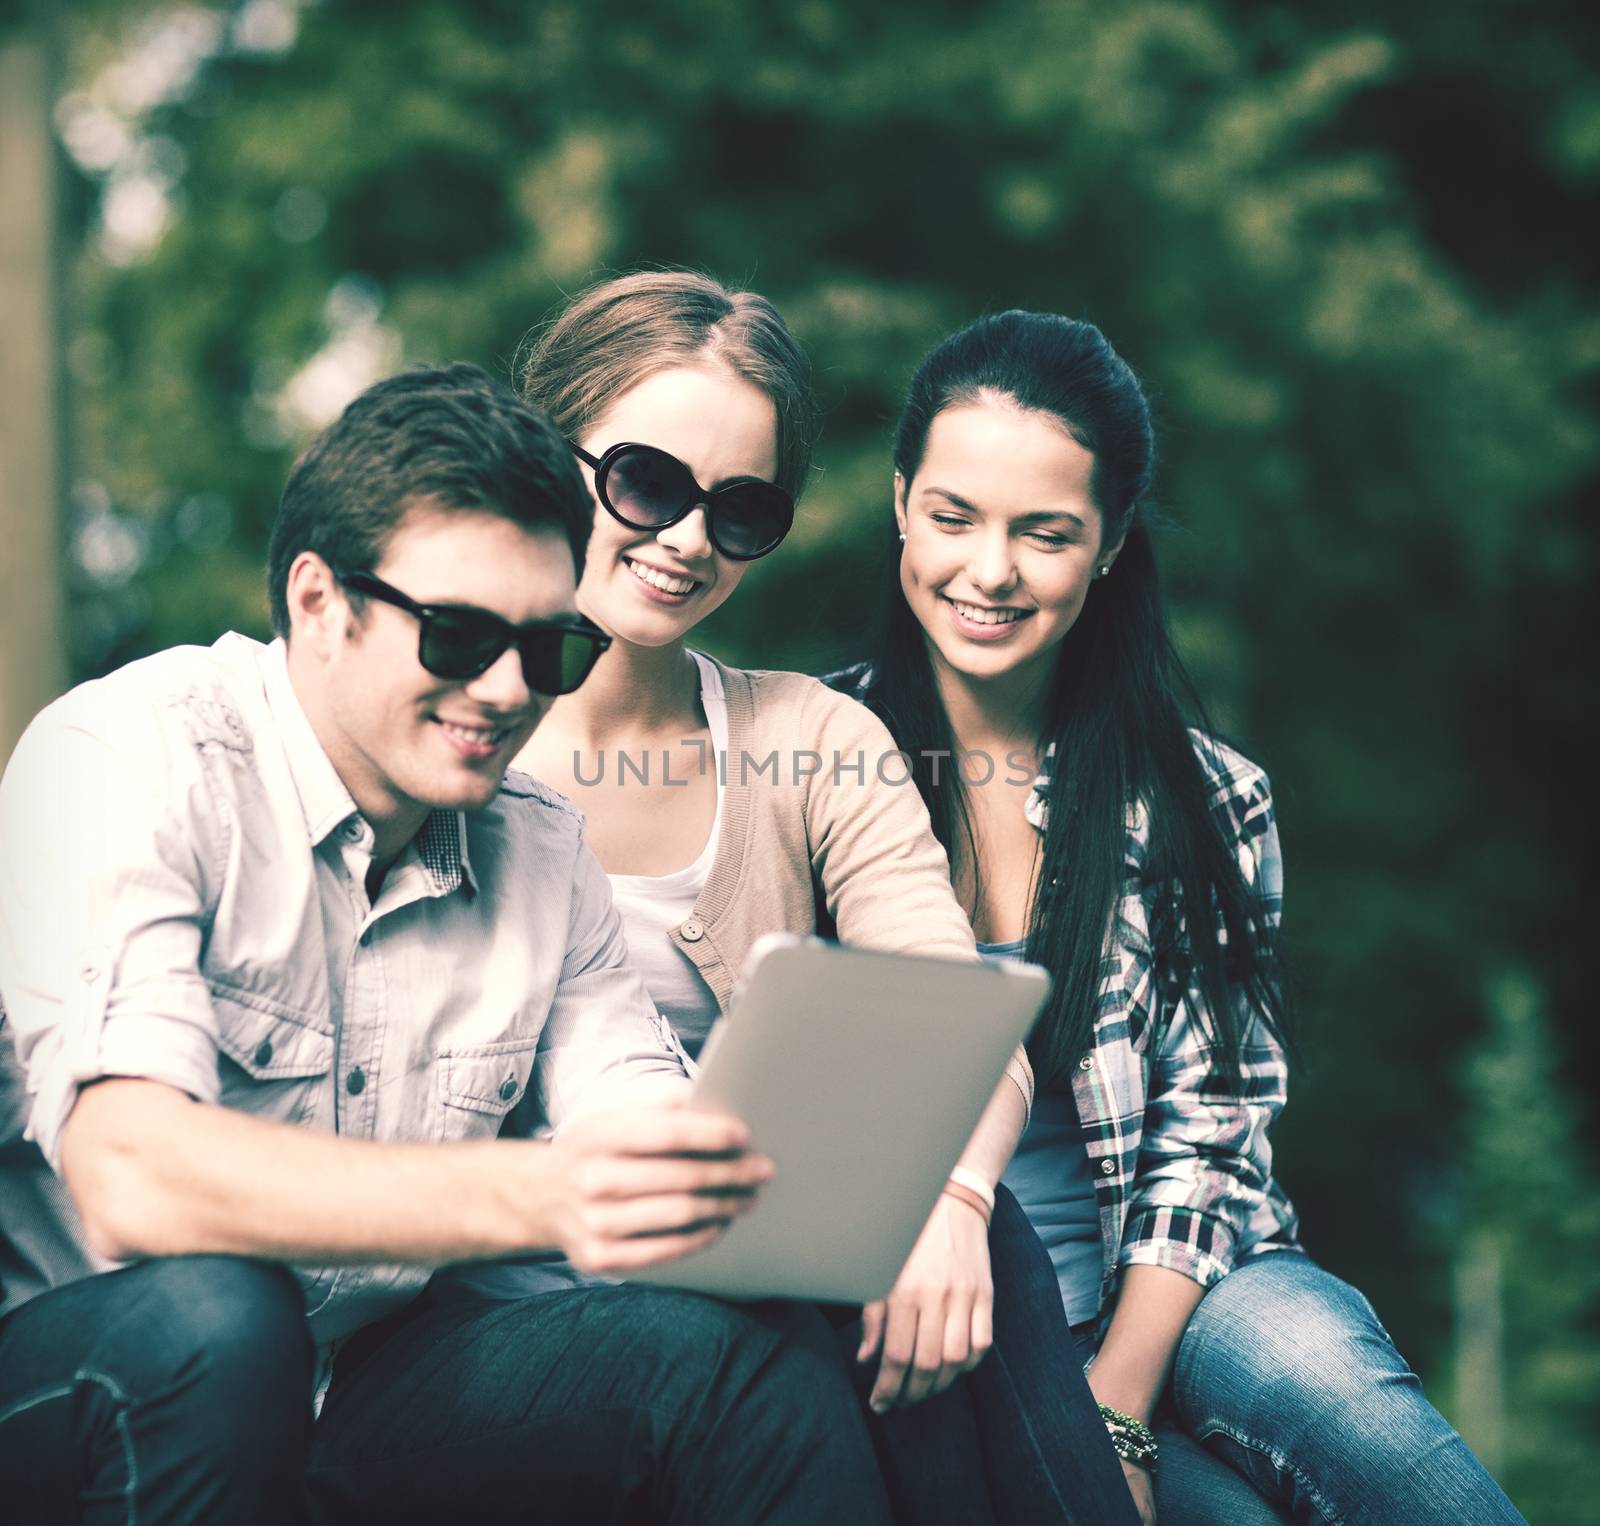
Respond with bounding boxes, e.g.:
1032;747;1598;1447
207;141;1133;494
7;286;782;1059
1452;973;1600;1523
54;6;1597;1507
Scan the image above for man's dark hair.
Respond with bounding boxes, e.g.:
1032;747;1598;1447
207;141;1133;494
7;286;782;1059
266;363;592;636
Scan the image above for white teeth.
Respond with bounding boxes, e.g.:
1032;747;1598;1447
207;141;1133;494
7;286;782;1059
440;721;504;745
950;599;1024;625
628;559;698;595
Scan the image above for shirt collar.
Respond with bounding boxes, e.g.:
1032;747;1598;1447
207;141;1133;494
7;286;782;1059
415;809;477;899
1025;741;1148;838
258;638;475;896
1025;743;1054;832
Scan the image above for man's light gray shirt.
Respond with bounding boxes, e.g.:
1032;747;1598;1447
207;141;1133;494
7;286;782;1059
0;633;687;1340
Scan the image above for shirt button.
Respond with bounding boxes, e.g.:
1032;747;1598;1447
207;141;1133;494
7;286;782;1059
680;919;704;942
346;1067;366;1095
499;1077;518;1102
254;1040;274;1067
80;960;101;982
1099;1158;1116;1177
342;820;365;843
1078;1055;1094;1071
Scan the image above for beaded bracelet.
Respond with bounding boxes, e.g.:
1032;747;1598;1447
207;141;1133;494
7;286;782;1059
1097;1403;1159;1471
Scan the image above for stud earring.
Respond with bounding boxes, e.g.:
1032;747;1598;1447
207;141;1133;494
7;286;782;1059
1097;564;1111;578
898;533;906;545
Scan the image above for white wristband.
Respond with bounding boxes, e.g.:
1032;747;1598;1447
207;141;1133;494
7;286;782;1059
947;1166;996;1215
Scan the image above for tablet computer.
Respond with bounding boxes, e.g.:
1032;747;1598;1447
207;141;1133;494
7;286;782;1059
627;934;1050;1304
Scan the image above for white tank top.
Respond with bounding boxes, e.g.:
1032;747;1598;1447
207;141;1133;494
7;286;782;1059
606;651;727;1058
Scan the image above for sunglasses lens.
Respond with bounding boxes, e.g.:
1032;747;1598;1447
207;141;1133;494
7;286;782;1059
519;628;608;696
712;483;793;559
419;611;510;680
602;446;694;528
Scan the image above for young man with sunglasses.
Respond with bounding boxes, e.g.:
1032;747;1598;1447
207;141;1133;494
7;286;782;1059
0;364;894;1523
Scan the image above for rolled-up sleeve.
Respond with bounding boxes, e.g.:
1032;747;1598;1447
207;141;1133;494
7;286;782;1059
1116;994;1286;1287
0;704;222;1169
531;839;690;1132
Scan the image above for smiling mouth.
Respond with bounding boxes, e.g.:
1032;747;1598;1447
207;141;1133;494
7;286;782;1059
626;557;701;596
433;718;515;757
945;596;1030;626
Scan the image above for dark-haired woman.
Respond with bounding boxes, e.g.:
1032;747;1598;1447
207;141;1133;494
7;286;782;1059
830;310;1524;1525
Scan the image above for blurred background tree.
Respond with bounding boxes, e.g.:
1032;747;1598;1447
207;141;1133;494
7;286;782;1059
1451;971;1600;1524
5;1;1596;1515
0;0;67;759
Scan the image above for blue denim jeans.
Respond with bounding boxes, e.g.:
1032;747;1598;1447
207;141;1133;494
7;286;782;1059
356;1185;1138;1526
0;1255;895;1524
1157;1252;1526;1525
308;1281;897;1524
858;1183;1138;1524
0;1256;314;1524
0;1192;1138;1524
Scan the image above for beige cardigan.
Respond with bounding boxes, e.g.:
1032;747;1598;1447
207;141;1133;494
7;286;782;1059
666;656;1033;1115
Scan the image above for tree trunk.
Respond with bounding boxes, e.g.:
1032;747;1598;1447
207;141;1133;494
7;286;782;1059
0;16;67;769
1452;1227;1507;1477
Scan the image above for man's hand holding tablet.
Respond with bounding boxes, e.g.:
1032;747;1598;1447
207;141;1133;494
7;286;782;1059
545;1100;775;1274
627;936;1050;1304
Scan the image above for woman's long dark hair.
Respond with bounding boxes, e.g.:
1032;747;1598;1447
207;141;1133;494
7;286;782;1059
866;311;1291;1091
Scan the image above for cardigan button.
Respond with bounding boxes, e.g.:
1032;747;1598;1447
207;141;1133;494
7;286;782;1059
1078;1055;1094;1071
1099;1158;1116;1176
680;919;705;942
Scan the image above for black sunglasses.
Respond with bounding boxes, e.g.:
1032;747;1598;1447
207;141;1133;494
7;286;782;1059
335;570;611;696
570;441;794;561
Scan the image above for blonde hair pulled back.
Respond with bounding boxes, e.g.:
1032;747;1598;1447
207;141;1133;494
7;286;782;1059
517;270;817;500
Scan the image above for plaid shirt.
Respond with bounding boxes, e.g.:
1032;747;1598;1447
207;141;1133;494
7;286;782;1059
825;664;1300;1318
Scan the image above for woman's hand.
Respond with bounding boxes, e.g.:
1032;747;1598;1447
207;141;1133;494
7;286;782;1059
1122;1461;1156;1525
857;1191;994;1411
1085;1263;1203;1524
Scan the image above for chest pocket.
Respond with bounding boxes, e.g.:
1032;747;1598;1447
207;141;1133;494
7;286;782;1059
435;1037;540;1142
211;989;334;1128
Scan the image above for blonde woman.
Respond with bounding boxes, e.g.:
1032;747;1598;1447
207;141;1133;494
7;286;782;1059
450;272;1139;1524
